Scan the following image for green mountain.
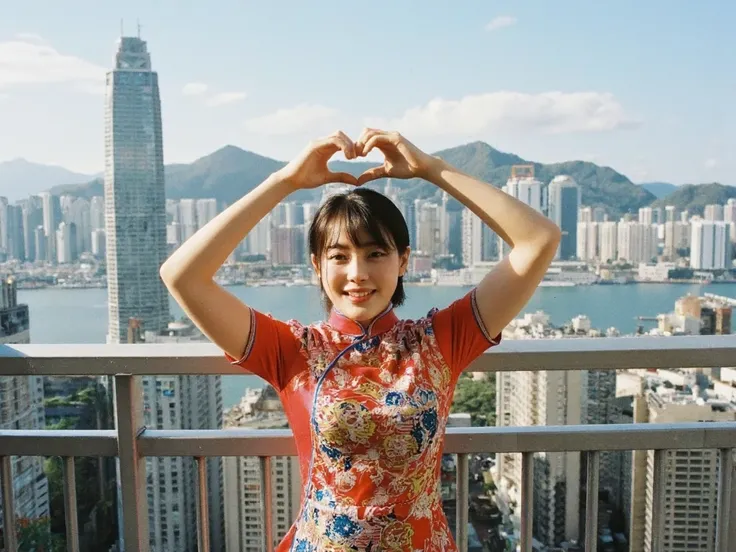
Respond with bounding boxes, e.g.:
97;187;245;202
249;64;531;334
415;142;654;215
49;141;656;216
652;183;736;215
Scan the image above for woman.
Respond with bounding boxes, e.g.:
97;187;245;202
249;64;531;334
160;128;561;551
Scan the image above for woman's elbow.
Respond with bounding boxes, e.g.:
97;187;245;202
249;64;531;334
159;261;184;289
536;221;562;252
547;223;562;248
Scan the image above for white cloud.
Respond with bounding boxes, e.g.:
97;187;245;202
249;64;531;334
0;38;105;89
244;104;339;135
485;16;517;31
705;158;718;169
365;91;641;136
205;91;247;107
182;82;209;96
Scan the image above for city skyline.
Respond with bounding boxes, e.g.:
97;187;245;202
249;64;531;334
0;1;734;186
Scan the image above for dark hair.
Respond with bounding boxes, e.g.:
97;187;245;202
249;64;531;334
308;188;410;311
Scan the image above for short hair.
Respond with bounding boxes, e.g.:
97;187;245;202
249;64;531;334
308;187;410;311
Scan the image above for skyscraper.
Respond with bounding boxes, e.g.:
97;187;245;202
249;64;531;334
104;36;170;343
547;176;580;260
690;218;729;270
39;192;61;263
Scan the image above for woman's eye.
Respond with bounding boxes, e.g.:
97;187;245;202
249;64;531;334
370;251;386;258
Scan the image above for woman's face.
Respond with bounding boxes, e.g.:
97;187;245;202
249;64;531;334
312;226;409;324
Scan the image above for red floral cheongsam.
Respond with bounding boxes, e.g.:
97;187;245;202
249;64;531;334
226;288;500;551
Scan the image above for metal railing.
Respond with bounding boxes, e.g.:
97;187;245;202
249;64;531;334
0;335;735;552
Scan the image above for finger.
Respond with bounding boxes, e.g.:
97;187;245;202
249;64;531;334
327;171;359;186
355;127;378;145
362;133;394;156
334;130;356;159
355;128;382;156
315;132;353;159
357;165;387;186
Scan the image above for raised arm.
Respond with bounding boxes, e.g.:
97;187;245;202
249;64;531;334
160;131;358;361
423;158;560;338
355;129;560;339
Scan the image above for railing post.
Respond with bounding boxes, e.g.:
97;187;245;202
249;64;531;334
584;451;600;552
260;457;274;552
715;448;733;552
114;374;149;552
62;456;80;552
456;453;469;551
0;456;17;552
650;449;667;552
195;456;211;552
520;452;534;552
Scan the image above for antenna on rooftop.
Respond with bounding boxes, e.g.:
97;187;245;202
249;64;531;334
137;19;142;38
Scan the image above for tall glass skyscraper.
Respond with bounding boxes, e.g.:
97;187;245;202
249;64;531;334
104;36;170;344
547;175;581;261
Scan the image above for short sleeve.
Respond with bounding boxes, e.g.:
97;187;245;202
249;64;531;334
223;308;305;392
431;287;501;376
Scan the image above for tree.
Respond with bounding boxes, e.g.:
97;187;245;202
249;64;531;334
43;383;118;550
15;517;65;552
450;373;496;426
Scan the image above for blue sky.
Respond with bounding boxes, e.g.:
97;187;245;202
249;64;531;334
0;0;733;185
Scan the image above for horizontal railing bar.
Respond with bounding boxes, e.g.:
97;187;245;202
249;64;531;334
137;423;736;457
1;424;734;457
444;423;736;453
0;335;734;375
0;430;118;456
140;429;297;457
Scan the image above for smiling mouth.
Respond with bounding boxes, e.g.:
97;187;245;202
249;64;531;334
344;290;376;303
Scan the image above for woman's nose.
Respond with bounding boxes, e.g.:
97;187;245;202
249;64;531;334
347;257;368;281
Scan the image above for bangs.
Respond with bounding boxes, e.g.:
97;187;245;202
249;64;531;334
313;196;397;258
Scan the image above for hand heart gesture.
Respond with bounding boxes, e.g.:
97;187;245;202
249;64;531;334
277;130;359;190
354;128;433;185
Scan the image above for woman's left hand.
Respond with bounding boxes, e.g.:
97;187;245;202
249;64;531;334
354;128;435;185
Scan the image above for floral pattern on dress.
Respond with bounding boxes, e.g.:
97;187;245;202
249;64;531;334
285;312;460;552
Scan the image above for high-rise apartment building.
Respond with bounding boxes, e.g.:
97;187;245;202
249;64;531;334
223;387;302;551
495;369;583;546
0;277;49;534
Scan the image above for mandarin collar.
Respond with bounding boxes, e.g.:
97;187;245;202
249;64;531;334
327;303;398;337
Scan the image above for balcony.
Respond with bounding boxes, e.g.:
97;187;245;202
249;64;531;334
1;335;735;552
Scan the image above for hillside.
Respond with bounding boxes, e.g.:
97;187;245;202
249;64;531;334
422;142;653;215
652;183;736;215
47;142;657;216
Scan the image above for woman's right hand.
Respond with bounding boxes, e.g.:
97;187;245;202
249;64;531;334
276;131;359;190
